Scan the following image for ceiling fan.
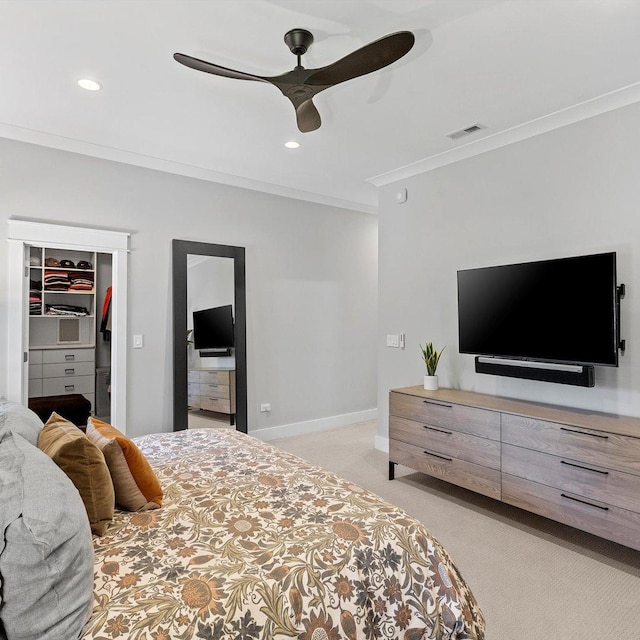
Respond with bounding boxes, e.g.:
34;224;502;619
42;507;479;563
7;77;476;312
174;29;415;133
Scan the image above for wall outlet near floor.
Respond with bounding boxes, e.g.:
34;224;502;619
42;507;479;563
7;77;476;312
260;403;272;412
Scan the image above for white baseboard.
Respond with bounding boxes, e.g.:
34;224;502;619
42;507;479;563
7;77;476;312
375;435;389;453
251;408;377;442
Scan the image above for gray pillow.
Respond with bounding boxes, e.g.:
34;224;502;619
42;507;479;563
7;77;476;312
0;399;44;446
0;432;94;640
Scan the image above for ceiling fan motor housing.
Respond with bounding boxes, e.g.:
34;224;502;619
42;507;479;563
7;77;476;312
284;29;314;56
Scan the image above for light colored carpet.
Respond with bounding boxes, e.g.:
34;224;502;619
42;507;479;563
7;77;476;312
188;409;234;429
271;421;640;640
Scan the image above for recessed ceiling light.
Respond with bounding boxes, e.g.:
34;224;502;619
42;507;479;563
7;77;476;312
77;78;102;91
284;141;300;149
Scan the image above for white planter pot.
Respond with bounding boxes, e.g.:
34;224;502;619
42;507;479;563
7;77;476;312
423;375;439;391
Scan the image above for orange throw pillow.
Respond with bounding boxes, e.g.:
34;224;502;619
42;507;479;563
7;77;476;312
87;417;163;507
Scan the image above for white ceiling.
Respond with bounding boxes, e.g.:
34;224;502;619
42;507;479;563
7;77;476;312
2;0;640;213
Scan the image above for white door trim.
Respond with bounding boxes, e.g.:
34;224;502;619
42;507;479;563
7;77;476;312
7;220;130;432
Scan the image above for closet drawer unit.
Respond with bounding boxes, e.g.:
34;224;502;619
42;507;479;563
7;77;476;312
390;415;501;470
502;443;640;514
390;438;501;500
42;375;94;396
199;382;230;400
42;361;95;378
502;473;640;551
29;350;43;364
29;380;43;397
390;392;500;440
42;348;95;364
200;397;231;413
29;364;43;379
502;414;640;476
188;370;201;384
188;394;202;409
200;370;229;385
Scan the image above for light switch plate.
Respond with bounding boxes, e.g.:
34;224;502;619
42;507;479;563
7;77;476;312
133;334;144;349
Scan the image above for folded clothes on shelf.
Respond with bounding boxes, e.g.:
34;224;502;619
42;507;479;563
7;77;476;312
44;304;89;317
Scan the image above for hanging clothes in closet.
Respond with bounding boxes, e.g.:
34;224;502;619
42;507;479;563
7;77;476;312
100;285;112;341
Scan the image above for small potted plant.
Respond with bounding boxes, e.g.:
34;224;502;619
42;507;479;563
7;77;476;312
420;342;445;390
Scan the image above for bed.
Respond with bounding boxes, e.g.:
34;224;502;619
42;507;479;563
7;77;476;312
82;429;485;640
0;400;484;640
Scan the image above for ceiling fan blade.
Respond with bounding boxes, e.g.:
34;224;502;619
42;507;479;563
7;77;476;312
173;52;269;83
305;31;415;87
296;99;321;133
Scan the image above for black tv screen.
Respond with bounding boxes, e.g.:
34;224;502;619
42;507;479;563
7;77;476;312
193;305;234;350
457;252;619;367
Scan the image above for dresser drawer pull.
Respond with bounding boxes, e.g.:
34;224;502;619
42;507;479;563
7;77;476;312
64;385;75;391
560;460;609;475
560;427;608;440
422;425;452;435
65;368;75;375
65;354;75;361
422;400;452;409
560;493;609;511
423;450;452;462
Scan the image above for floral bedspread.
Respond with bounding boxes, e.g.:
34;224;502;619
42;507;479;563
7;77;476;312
83;429;485;640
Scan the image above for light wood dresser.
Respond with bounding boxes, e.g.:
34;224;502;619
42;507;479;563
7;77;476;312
188;368;236;425
389;386;640;551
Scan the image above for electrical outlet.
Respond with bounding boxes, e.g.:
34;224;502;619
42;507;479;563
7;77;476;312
260;403;272;412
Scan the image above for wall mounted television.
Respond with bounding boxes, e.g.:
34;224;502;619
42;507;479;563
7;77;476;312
193;304;234;351
457;252;622;369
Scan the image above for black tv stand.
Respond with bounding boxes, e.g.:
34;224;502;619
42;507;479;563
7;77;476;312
475;356;595;387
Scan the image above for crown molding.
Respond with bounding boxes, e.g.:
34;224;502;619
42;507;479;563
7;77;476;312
367;81;640;187
0;123;376;215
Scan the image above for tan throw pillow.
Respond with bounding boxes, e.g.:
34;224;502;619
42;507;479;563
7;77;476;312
38;412;114;536
87;417;163;507
85;422;159;512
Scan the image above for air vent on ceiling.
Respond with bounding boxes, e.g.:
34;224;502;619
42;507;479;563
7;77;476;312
447;123;486;140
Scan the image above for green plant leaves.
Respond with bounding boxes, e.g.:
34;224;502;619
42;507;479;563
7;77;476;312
419;343;445;376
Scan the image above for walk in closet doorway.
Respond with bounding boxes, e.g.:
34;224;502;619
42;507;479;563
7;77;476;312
7;220;129;432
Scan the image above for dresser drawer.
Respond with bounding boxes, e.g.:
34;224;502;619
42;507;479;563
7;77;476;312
200;370;229;385
42;348;95;364
502;473;640;551
42;375;94;396
200;397;231;413
42;361;94;378
188;394;202;409
390;392;500;440
502;443;640;514
29;364;43;380
29;350;43;365
390;415;501;470
390;438;501;500
188;370;201;384
199;382;230;399
29;379;43;397
502;414;640;476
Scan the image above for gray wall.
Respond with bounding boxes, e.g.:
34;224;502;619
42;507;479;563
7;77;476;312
377;102;640;443
0;138;378;437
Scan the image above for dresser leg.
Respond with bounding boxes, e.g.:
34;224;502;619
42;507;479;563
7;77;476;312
388;461;396;481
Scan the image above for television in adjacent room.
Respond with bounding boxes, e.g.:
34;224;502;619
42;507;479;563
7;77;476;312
457;252;621;368
192;304;234;351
